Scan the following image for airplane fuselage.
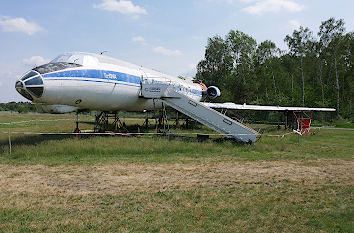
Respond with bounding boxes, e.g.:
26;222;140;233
16;52;203;112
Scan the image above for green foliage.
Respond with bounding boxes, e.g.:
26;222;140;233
196;17;354;120
0;102;40;113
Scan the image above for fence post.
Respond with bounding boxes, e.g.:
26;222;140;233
281;134;285;151
8;129;12;155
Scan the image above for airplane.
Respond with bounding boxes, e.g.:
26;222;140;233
15;52;336;142
15;52;204;112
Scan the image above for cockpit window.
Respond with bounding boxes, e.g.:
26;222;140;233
24;76;43;85
17;88;34;101
51;54;73;63
21;71;38;81
27;87;43;98
33;62;82;74
17;71;45;100
51;54;83;64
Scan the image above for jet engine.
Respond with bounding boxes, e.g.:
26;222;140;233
206;86;221;99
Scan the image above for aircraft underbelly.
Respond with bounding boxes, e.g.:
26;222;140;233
43;79;152;111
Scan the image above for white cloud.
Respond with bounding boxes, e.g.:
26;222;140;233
153;46;183;56
131;36;147;45
207;0;236;3
289;19;301;29
23;56;49;66
0;16;42;35
94;0;147;16
132;36;147;46
242;0;305;15
132;36;145;42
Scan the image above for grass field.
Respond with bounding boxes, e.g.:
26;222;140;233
0;112;353;232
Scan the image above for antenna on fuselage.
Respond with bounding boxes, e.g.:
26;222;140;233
100;51;108;55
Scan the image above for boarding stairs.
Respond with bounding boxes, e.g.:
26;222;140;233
141;82;259;143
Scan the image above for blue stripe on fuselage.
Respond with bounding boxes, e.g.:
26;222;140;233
42;69;141;85
44;78;140;87
42;69;202;96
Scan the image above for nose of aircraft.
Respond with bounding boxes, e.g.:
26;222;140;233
15;70;44;101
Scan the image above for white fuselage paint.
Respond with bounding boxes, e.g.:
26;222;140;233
22;52;203;112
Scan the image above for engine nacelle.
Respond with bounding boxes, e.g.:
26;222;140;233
41;105;78;114
206;86;221;99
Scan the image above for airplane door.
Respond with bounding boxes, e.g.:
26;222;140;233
101;70;116;94
139;68;148;94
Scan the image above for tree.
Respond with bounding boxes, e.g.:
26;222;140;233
195;18;352;120
196;36;233;92
313;41;326;106
256;40;280;101
318;18;346;118
285;26;314;106
226;30;257;102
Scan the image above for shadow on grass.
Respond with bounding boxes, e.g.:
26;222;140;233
79;121;96;125
0;134;74;152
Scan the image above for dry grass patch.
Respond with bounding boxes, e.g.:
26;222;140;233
0;158;352;232
0;159;352;196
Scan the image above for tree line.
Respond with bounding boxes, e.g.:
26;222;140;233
196;18;353;120
0;102;41;113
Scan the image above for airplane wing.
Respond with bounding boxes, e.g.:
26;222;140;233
203;102;336;112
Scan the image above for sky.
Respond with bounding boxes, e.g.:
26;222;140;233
0;0;353;102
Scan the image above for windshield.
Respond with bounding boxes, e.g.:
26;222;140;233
33;62;82;74
51;53;85;64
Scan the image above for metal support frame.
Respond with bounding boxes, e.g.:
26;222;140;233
153;99;158;134
161;102;170;134
94;111;127;133
73;111;81;133
153;101;170;135
175;111;180;128
284;110;296;130
142;111;150;129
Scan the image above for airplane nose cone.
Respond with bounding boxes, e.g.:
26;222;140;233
15;70;44;101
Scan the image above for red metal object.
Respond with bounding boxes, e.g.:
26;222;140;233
293;111;313;135
198;82;208;91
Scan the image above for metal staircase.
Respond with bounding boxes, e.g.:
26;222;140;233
141;82;259;143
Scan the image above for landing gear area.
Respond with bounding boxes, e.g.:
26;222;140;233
94;112;127;133
72;109;202;135
71;108;315;143
73;111;81;133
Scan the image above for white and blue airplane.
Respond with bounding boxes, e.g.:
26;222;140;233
15;52;336;113
15;52;335;139
15;52;210;113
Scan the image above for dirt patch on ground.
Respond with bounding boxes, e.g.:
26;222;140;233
0;159;352;196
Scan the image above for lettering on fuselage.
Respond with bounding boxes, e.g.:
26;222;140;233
146;87;161;93
103;72;117;80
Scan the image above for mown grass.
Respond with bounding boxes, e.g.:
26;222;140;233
0;182;352;232
0;127;352;165
0;112;353;232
